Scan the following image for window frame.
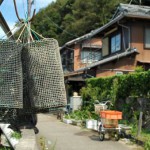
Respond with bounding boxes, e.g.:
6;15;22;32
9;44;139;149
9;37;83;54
80;48;102;64
110;32;121;54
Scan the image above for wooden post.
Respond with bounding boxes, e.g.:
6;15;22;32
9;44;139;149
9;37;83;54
137;111;143;137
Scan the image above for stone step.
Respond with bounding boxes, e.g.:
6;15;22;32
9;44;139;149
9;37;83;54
15;129;39;150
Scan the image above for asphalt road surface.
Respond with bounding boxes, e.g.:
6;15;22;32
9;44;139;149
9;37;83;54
36;114;139;150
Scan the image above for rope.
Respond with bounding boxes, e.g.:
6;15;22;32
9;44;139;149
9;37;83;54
0;22;22;39
16;24;26;42
30;28;45;39
31;30;40;40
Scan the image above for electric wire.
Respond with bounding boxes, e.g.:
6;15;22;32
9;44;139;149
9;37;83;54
43;14;78;38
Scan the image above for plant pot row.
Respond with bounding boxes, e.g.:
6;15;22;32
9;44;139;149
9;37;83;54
62;117;99;130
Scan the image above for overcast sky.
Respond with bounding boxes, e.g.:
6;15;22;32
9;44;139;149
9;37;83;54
0;0;55;38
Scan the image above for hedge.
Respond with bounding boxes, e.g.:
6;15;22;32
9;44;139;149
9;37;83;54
80;70;150;122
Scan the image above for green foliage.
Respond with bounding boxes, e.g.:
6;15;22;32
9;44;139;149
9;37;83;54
0;147;12;150
64;109;99;120
39;136;57;150
80;71;150;123
144;138;150;150
11;132;22;139
135;66;145;73
31;0;130;46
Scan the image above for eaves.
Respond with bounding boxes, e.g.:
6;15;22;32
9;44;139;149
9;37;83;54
61;12;150;51
60;13;125;50
75;48;138;72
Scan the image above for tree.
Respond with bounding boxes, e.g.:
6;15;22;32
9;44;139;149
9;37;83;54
30;0;131;45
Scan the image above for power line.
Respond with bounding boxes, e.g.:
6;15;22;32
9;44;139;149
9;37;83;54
43;14;78;38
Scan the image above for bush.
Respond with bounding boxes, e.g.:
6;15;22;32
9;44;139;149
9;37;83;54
80;71;150;123
64;109;99;121
144;138;150;150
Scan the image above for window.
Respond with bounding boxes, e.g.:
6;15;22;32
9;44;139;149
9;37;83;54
81;48;101;63
110;33;121;53
144;27;150;48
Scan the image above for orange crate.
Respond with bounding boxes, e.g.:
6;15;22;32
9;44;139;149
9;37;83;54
100;110;122;120
101;119;118;128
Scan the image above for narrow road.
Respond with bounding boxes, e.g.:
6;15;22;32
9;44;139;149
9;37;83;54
36;114;136;150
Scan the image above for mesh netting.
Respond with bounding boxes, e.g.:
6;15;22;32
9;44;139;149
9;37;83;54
24;38;66;108
0;40;23;108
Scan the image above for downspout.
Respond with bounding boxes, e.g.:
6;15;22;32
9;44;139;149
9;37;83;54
118;21;131;51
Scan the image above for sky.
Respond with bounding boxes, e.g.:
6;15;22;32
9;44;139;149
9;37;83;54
0;0;55;38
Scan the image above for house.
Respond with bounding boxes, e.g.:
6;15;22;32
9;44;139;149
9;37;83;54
0;0;14;39
60;32;102;95
61;3;150;96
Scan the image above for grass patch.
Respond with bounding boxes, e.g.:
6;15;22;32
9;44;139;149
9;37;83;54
11;132;21;139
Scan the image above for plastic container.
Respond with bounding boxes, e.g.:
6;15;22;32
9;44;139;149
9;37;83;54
101;118;118;128
100;110;122;120
86;119;97;130
94;104;107;114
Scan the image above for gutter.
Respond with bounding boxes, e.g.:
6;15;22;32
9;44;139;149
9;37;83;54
75;48;138;72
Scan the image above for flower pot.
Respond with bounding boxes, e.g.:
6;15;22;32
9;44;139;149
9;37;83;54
72;120;82;126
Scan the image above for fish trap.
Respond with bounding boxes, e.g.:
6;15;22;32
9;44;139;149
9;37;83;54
23;38;66;108
0;40;23;108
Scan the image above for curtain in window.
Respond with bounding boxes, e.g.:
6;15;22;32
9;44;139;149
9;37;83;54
111;33;121;53
145;28;150;48
81;49;101;63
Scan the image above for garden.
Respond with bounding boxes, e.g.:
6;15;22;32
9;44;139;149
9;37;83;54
64;67;150;149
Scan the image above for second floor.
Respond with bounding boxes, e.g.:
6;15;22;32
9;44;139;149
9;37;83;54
60;3;150;73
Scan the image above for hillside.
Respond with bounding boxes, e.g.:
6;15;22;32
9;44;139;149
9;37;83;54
31;0;150;46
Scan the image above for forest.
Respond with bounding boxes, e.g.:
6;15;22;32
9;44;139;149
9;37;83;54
31;0;150;46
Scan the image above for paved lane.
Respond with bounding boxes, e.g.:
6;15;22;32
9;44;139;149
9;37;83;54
36;114;135;150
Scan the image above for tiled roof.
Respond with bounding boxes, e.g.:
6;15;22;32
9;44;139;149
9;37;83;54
113;3;150;19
